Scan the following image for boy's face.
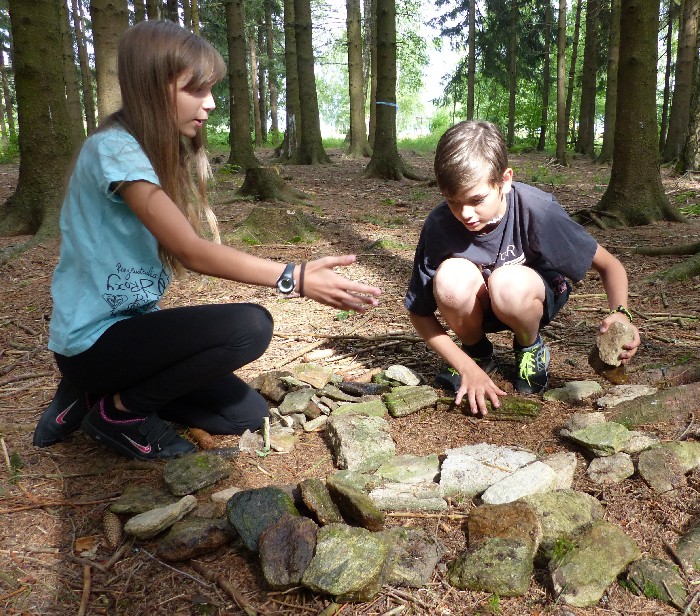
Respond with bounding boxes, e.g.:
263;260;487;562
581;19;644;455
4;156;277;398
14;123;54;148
444;168;513;233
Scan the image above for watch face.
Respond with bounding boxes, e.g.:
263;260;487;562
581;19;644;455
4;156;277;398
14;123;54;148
278;277;294;293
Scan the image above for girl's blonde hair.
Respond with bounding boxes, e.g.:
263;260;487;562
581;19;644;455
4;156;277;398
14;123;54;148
103;20;226;274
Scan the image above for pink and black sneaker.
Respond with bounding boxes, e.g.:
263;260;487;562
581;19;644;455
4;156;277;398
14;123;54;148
81;397;196;460
33;378;91;447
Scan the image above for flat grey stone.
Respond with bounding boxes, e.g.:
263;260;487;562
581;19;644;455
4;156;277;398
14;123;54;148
564;421;632;457
481;461;559;504
626;558;688;609
638;442;700;493
124;495;197;540
587;452;634;484
559;412;607;438
291;363;335;389
377;527;444;588
110;484;178;514
541;452;577;490
544;381;603;404
368;481;447;512
279;388;316;415
676;519;700;572
384;364;421;386
326;413;395;473
157;516;235;562
467;501;542;552
298;477;344;525
332;399;388;417
596;384;658;408
163;451;232;496
374;454;440;484
326;473;385;531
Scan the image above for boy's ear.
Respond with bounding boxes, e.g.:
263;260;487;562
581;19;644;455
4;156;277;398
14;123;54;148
501;168;514;194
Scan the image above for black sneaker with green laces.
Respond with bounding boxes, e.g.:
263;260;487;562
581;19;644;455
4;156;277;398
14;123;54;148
514;336;550;394
434;338;498;392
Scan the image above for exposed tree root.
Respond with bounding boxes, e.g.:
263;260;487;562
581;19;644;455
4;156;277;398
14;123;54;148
237;167;310;205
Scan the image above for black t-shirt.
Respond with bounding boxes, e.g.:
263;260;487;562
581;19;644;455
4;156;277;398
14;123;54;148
404;182;598;316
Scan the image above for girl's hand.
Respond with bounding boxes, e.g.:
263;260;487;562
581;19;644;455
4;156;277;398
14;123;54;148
454;358;507;416
600;313;641;364
301;255;381;312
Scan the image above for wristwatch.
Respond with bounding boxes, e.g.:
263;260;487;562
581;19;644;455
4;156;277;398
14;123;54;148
276;262;296;294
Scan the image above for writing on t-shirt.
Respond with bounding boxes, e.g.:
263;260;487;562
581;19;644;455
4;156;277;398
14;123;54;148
102;262;170;316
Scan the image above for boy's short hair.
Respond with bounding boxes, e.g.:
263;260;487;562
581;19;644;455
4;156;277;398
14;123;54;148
434;121;509;196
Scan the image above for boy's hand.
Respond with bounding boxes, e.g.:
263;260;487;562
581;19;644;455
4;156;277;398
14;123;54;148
600;313;641;364
454;359;507;416
302;255;382;312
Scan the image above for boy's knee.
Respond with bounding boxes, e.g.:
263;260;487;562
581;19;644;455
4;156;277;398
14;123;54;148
434;258;483;304
489;266;544;305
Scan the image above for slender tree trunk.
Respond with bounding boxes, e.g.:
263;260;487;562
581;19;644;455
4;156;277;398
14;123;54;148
191;0;199;32
368;0;377;148
278;0;301;161
134;0;146;21
565;0;582;146
0;38;16;139
294;0;330;164
467;0;475;119
677;26;700;172
257;21;268;143
599;0;621;162
506;1;518;148
662;0;699;161
264;2;279;135
59;0;85;147
556;0;568;164
183;0;192;29
538;0;552;151
659;0;675;151
90;0;129;123
166;0;179;22
146;0;160;19
593;0;683;227
575;0;600;157
347;0;371;158
1;0;75;240
249;25;263;147
225;0;259;169
72;0;96;134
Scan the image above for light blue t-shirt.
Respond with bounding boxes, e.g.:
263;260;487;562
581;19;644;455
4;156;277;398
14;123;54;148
48;127;172;356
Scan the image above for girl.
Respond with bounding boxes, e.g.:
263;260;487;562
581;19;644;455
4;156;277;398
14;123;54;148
33;20;381;460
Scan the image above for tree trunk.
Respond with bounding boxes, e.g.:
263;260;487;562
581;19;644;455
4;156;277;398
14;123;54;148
565;0;582;146
598;0;621;163
506;1;518;148
0;0;75;242
249;25;263;147
191;0;199;32
677;35;700;172
575;0;600;157
363;0;421;180
537;0;551;151
346;0;372;158
467;0;475;119
134;0;146;22
0;94;7;148
59;0;85;148
294;0;330;164
662;0;699;161
146;0;160;19
90;0;129;123
659;0;675;151
555;0;567;164
0;32;17;140
257;21;268;144
72;0;96;134
264;3;279;136
592;0;684;227
368;0;377;148
277;0;301;161
166;0;179;22
225;0;259;170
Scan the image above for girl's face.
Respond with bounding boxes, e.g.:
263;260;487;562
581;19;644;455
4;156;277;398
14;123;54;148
173;73;216;138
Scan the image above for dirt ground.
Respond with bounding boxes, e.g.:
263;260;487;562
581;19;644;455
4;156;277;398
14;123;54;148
0;148;699;616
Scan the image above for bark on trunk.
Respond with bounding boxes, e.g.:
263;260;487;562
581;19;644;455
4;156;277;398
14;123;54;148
575;0;600;157
537;0;551;151
72;0;96;134
59;0;85;148
346;0;371;158
598;0;620;163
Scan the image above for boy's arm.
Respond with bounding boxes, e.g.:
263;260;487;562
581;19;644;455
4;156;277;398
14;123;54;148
590;244;641;363
408;311;506;415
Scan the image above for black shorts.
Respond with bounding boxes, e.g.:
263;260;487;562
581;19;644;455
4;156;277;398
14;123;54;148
483;269;571;333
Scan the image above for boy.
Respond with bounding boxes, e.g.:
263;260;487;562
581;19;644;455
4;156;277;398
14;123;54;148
405;121;640;416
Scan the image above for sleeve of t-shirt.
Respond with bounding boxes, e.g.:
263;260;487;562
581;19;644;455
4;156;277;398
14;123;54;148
404;222;439;316
93;129;161;201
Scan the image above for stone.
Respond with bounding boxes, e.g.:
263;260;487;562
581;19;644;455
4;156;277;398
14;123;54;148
368;482;447;512
467;501;542;552
377;527;444;588
258;370;293;403
259;513;318;590
325;413;396;473
110;484;178;515
559;412;607;437
162;451;232;496
543;381;603;404
226;487;299;552
279;388;316;415
626;558;688;609
596;384;658;408
676;520;700;572
124;495;198;540
541;452;577;490
301;523;389;602
587;452;634;484
157;517;235;562
325;473;385;531
595;321;636;367
239;429;264;452
448;537;535;596
440;443;537;498
383;385;438;418
269;425;297;453
317;384;362;402
384;365;421;386
549;520;641;608
331;399;388;417
564;421;632;457
521;490;605;562
291;363;335;389
622;430;660;454
210;486;242;503
481;461;559;505
303;415;329;432
638;442;700;493
298;478;344;525
374;454;440;484
337;381;391;397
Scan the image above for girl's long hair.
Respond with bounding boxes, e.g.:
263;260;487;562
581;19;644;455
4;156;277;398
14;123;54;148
102;20;226;274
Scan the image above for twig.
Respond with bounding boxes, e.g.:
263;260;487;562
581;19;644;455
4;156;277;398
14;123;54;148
77;565;91;616
67;554;110;574
675;414;695;441
381;607;406;616
105;538;134;570
189;560;258;615
0;493;120;514
0;346;44;377
0;437;11;475
685;589;700;616
386;588;433;611
325;339;404;362
137;548;213;588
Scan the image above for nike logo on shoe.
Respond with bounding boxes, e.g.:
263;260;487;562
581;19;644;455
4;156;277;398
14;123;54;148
122;434;152;454
55;400;78;425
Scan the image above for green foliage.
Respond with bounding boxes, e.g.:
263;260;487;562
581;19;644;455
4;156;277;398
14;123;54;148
0;134;19;163
9;451;23;483
550;537;576;564
397;132;441;153
335;309;355;321
370;238;410;250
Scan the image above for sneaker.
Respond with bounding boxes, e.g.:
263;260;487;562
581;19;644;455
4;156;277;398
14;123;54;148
434;339;498;392
81;397;196;460
33;378;91;447
514;336;550;394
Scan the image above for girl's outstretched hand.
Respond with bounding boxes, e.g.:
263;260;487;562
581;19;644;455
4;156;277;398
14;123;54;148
301;255;381;312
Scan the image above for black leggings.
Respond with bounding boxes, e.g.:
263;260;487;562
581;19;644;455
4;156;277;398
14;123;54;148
55;303;273;435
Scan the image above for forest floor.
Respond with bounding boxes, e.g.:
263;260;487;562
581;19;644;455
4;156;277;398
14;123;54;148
0;147;699;616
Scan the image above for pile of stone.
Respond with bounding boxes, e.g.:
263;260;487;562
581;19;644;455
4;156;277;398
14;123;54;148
101;361;700;611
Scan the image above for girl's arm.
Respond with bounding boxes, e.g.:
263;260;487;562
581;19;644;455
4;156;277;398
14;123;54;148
590;244;640;363
121;181;381;311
